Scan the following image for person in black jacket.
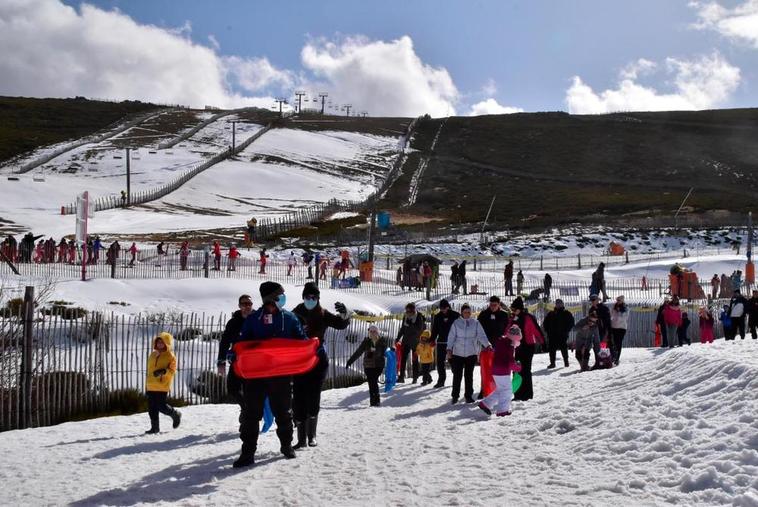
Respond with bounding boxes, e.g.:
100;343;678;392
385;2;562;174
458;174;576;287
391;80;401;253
430;299;459;388
217;294;255;408
292;282;350;448
542;299;575;368
476;295;510;398
396;302;426;383
589;294;611;343
346;325;388;406
748;290;758;340
656;298;669;347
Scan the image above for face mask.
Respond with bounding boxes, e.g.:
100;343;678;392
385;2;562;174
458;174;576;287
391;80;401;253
275;294;286;310
304;298;318;310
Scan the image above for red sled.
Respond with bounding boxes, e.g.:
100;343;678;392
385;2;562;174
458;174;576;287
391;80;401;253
232;338;319;380
395;343;404;375
479;348;496;397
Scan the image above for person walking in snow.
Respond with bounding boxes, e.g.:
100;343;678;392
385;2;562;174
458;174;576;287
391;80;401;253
504;260;515;296
678;311;691;346
609;295;628;365
92;236;103;264
258;248;268;274
710;275;720;300
57;238;67;263
508;296;544;400
589;294;611;345
478;324;522;417
516;269;524;295
748;290;758;340
662;296;683;348
573;309;601;371
543;273;553;300
430;299;459;388
67;239;77;264
446;303;491;404
234;282;307;468
396;303;426;384
212;241;222;271
477;295;510;397
145;332;182;434
287;251;297;276
217;294;255;410
127;242;138;267
179;242;190;271
292;282;350;449
416;330;435;385
699;307;715;344
228;245;239;271
543;298;574;368
346;325;388;407
727;289;748;340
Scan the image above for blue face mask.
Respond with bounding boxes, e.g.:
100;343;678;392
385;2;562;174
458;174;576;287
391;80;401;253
275;294;286;310
304;298;318;310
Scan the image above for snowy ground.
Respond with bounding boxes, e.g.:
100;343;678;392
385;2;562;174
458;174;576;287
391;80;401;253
1;341;756;506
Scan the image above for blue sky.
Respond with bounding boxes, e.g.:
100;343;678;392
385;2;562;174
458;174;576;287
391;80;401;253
3;0;756;115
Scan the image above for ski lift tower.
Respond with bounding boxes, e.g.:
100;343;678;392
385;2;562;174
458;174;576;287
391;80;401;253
318;92;329;115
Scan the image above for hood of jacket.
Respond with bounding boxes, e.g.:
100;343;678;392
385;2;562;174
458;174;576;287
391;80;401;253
154;332;174;352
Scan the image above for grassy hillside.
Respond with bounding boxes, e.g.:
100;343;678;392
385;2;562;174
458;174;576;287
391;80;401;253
0;96;162;163
378;109;758;229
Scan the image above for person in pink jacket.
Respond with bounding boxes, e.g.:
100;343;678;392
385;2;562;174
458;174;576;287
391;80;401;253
479;324;522;417
698;306;715;344
662;296;682;348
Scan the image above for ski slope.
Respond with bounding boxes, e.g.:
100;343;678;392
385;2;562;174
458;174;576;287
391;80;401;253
0;341;755;506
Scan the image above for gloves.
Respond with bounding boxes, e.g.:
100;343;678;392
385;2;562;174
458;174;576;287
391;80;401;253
335;302;347;315
153;368;167;377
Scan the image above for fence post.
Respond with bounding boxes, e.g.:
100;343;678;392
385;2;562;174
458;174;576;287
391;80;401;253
20;286;34;429
540;256;543;271
577;253;582;269
204;247;210;278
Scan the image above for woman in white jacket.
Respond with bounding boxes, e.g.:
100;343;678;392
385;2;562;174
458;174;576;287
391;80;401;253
446;304;491;404
610;295;629;365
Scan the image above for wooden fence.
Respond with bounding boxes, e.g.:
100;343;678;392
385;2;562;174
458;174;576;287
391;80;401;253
0;285;728;432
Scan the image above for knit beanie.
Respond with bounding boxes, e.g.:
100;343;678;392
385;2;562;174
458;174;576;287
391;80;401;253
510;297;524;311
302;281;320;299
260;281;284;304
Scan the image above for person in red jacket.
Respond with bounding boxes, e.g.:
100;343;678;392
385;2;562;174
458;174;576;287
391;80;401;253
128;242;139;267
478;324;522;417
228;245;239;271
508;296;545;401
213;241;222;271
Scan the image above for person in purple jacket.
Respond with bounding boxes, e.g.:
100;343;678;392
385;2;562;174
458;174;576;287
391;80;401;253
478;324;522;417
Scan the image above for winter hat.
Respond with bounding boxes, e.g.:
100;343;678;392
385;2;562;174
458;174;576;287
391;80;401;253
555;299;564;307
510;297;524;311
439;299;450;309
507;325;522;337
420;330;431;339
368;325;379;334
302;282;320;299
405;302;416;312
260;281;284;304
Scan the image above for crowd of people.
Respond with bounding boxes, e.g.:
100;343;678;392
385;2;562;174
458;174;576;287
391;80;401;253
141;275;755;469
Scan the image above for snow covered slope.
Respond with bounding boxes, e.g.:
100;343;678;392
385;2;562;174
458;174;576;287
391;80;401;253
1;342;755;506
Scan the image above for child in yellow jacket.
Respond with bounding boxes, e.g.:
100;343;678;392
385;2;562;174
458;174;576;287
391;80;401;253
416;329;435;385
145;332;181;434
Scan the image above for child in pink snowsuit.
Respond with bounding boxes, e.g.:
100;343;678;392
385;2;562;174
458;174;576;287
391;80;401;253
479;324;522;417
699;307;715;343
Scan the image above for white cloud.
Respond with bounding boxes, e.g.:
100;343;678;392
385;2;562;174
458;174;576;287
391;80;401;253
690;0;758;47
468;98;523;116
300;35;458;117
565;52;741;114
619;58;657;80
0;0;285;108
207;34;220;51
481;78;498;96
223;56;294;94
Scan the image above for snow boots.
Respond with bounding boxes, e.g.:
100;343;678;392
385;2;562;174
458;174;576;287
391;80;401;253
233;447;256;469
293;416;318;449
145;416;159;434
307;416;318;447
171;409;182;429
293;421;307;450
478;402;492;416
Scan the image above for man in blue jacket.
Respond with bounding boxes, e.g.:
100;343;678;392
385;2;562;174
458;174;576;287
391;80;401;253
233;281;307;469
